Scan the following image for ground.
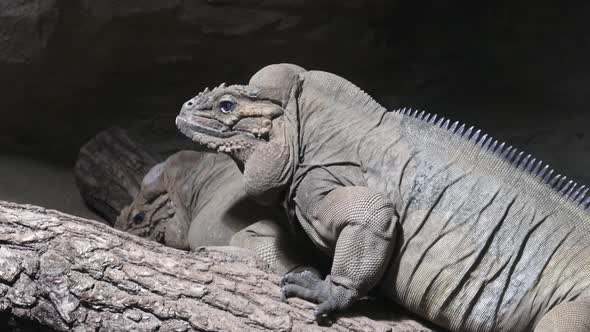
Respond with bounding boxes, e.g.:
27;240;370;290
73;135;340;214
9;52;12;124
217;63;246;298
0;156;99;220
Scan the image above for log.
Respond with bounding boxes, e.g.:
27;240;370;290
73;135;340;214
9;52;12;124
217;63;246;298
74;117;203;224
0;201;440;331
74;127;162;224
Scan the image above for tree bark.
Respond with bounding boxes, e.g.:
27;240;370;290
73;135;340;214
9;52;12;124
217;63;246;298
74;120;203;224
74;127;162;224
0;201;440;332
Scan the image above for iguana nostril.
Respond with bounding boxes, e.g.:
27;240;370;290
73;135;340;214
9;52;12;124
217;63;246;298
187;101;194;107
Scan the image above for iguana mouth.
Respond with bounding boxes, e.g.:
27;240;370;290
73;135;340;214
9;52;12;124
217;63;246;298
176;114;271;142
176;115;256;139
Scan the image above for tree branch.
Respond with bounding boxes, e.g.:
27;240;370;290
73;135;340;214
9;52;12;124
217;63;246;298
0;201;439;331
74;127;162;224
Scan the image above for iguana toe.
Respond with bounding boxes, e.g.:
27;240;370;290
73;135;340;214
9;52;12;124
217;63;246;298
280;270;322;302
280;272;358;319
281;270;321;288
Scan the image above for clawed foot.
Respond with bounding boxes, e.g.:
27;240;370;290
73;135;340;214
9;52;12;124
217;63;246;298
280;271;358;319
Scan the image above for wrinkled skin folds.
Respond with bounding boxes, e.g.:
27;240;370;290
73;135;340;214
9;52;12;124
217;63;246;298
176;64;397;319
176;63;590;331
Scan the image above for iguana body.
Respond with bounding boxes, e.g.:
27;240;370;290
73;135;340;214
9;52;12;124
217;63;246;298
176;64;590;331
115;150;317;274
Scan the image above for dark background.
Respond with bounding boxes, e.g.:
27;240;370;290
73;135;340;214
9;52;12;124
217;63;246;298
0;0;588;217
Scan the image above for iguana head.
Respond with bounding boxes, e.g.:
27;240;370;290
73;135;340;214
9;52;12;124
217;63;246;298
115;189;174;244
176;64;306;203
114;162;189;250
176;83;285;162
176;64;305;161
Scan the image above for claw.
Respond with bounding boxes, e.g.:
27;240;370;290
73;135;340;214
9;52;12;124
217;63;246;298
280;274;289;287
313;310;333;326
280;288;288;303
281;271;359;321
313;308;324;318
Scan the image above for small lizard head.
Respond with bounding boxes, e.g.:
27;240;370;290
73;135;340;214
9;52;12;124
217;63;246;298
114;162;189;250
176;83;284;162
115;186;174;246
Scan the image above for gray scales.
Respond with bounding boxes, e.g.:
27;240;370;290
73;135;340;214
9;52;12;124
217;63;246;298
175;63;590;332
115;149;319;276
75;127;319;275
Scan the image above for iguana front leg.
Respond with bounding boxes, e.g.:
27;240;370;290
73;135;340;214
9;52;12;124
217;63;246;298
281;186;397;318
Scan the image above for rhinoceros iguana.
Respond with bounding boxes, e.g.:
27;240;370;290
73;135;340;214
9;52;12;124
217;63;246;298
115;149;321;275
175;63;590;332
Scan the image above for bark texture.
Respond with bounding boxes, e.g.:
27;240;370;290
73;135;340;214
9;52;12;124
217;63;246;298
0;201;439;331
74;127;162;223
74;123;201;224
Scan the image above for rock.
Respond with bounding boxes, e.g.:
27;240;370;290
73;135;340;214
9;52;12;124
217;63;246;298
0;0;396;163
0;0;587;188
0;0;58;64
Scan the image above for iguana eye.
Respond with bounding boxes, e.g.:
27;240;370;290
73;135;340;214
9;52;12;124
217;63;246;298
133;212;145;223
219;100;236;113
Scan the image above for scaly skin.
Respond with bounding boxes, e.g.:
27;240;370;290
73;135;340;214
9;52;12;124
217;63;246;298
175;63;590;331
116;150;252;248
115;150;319;274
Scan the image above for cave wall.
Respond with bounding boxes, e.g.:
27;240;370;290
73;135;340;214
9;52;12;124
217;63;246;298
0;0;588;186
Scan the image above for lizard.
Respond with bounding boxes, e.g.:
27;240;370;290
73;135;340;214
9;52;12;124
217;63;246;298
115;149;321;275
175;63;590;331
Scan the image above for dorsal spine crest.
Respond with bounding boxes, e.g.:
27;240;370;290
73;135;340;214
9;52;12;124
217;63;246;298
394;107;589;210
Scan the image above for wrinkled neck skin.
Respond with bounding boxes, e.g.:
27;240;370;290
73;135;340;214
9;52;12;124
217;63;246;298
240;87;301;206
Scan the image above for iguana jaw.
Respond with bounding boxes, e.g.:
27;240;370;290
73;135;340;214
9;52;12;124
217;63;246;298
176;83;284;161
176;114;254;140
176;114;268;157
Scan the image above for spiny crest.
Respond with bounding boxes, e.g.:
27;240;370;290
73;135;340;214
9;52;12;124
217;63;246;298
394;107;590;210
305;70;385;113
196;82;227;97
